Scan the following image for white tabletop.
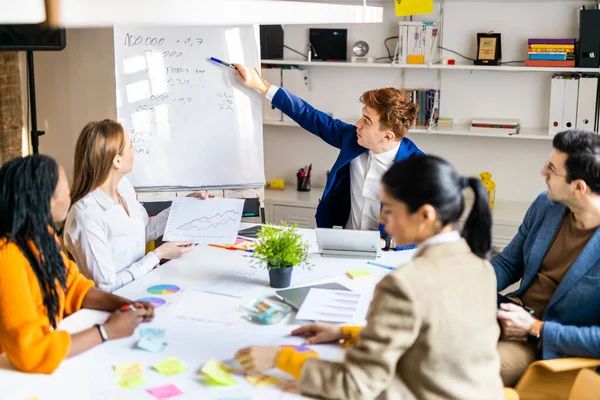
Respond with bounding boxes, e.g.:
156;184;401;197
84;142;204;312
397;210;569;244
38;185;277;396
0;224;415;400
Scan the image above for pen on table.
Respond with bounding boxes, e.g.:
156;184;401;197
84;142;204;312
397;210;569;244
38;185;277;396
366;261;394;270
209;57;237;70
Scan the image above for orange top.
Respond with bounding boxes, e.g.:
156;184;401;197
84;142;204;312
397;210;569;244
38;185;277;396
0;239;94;374
276;326;363;379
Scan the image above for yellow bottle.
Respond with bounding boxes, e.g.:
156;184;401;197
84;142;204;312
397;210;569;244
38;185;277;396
479;172;496;209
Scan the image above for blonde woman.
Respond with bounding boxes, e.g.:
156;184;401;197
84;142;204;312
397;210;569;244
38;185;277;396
64;119;209;292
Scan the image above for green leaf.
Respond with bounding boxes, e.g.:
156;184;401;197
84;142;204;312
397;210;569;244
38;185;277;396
251;222;309;270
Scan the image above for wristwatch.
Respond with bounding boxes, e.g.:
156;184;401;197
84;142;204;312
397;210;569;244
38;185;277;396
383;236;392;251
95;323;110;342
527;320;543;347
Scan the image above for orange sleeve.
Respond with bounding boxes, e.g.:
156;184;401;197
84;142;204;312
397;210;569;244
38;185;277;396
341;325;363;348
0;243;70;374
276;346;319;379
62;256;94;317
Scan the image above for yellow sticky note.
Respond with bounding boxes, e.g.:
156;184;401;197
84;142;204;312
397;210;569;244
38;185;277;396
395;0;433;16
153;357;188;376
200;359;238;386
114;362;144;377
347;269;372;279
246;375;281;387
116;375;147;390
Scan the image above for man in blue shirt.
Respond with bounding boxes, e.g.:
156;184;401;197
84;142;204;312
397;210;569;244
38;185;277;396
234;64;424;250
493;130;600;386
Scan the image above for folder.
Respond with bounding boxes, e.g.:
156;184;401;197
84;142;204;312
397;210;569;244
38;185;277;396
548;75;566;136
576;75;599;131
282;68;310;123
261;67;282;121
562;75;579;130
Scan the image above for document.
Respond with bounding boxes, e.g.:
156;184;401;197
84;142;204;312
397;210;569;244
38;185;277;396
163;197;245;244
296;288;366;323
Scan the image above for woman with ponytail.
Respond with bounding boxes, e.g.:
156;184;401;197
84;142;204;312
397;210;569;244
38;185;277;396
0;155;153;374
234;155;503;399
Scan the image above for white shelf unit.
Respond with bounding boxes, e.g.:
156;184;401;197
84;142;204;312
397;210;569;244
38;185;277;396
263;119;554;140
262;59;600;73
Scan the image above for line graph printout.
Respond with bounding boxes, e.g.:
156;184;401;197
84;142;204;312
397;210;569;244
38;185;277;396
163;197;245;244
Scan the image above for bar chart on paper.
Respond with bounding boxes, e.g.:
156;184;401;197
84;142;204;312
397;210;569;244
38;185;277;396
163;197;245;244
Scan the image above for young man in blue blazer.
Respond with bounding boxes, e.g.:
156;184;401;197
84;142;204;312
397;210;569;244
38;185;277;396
233;64;424;250
493;129;600;386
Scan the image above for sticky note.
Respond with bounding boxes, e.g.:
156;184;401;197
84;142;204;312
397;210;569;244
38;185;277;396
147;384;183;399
200;359;238;386
153;357;188;376
246;375;281;387
395;0;433;17
114;362;144;377
140;328;166;340
347;269;372;279
138;337;167;353
117;375;147;390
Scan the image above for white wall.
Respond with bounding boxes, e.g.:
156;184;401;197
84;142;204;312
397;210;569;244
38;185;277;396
34;28;117;182
264;0;591;203
31;1;589;203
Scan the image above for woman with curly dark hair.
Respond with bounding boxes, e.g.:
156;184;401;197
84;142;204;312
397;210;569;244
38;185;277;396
0;155;154;374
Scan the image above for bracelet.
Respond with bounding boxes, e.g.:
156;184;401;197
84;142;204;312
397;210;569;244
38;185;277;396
95;323;109;342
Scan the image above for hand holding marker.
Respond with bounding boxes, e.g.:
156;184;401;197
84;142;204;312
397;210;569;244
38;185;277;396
209;57;238;70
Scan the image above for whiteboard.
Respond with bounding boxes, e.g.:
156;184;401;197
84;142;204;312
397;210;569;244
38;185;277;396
113;25;265;190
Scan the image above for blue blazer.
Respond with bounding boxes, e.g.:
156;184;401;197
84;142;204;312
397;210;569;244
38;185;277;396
271;88;424;243
493;192;600;359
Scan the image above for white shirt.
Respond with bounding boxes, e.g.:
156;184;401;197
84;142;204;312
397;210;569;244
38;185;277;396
64;177;169;292
346;144;400;230
415;230;461;256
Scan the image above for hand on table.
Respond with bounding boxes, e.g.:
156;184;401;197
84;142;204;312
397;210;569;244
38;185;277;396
235;346;280;374
291;322;344;345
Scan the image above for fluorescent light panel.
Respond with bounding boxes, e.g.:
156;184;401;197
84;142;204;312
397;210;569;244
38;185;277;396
55;0;383;27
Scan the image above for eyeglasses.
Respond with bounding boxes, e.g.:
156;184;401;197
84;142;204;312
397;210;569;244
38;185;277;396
543;161;566;177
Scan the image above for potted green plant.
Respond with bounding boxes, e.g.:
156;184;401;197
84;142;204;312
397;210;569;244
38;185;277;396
252;223;309;288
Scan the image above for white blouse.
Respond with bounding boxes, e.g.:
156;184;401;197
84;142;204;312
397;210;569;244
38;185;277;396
64;177;169;292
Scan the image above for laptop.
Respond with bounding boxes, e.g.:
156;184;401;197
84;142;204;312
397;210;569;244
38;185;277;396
275;282;351;310
315;228;381;259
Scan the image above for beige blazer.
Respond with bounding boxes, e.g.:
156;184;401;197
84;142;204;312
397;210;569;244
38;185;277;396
300;239;503;400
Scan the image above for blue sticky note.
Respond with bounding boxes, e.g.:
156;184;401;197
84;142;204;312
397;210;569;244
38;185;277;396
137;337;167;353
140;328;166;340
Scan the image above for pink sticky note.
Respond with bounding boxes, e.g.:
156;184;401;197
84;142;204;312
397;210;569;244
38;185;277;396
147;384;183;399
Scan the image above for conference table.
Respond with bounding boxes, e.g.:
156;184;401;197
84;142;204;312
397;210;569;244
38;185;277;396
0;224;415;400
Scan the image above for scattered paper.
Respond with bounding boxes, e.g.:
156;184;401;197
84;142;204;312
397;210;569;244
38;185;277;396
174;290;241;325
117;375;147;390
153;357;188;376
347;269;372;279
296;288;364;323
138;337;167;353
163;197;245;245
200;359;238;386
246;375;281;387
147;384;183;399
114;362;144;377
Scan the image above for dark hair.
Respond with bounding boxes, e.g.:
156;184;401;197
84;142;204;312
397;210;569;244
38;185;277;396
0;155;67;328
360;88;419;139
553;129;600;194
382;155;492;258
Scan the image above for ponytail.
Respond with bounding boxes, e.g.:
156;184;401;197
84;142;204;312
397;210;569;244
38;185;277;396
461;177;492;259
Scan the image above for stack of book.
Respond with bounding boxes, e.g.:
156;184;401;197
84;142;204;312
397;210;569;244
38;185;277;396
397;22;439;64
405;89;440;127
470;118;520;135
525;39;575;68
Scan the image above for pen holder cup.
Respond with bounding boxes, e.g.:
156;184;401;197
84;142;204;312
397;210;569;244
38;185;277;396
297;175;311;192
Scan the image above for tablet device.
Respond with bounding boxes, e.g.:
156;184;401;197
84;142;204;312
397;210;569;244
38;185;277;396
275;283;351;310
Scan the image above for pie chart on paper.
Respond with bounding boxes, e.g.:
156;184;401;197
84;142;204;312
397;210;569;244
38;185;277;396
147;284;181;295
136;297;167;308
